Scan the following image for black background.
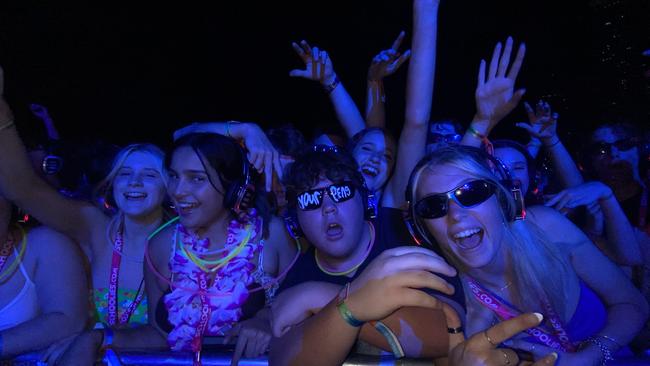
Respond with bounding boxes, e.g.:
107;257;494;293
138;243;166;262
0;1;647;150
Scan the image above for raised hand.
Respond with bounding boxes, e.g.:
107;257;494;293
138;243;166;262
516;100;559;144
345;246;457;322
367;31;411;82
450;313;558;366
289;40;337;86
474;37;526;132
544;181;613;212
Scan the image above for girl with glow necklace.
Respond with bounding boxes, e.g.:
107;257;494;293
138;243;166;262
145;133;296;365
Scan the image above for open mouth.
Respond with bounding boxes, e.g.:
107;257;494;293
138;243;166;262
176;201;199;213
325;222;343;239
124;192;147;200
361;165;379;177
452;228;483;251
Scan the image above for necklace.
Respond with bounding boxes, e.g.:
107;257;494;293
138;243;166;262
106;214;144;264
315;222;375;276
179;223;253;273
499;281;513;293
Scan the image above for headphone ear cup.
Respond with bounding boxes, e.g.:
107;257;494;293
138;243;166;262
225;181;256;217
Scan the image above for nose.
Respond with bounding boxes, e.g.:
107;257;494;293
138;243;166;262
447;199;467;222
170;178;188;199
321;193;338;215
610;146;621;159
128;173;144;186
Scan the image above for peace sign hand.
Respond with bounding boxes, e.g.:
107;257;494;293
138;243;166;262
367;31;411;82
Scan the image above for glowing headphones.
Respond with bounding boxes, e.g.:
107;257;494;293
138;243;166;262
403;146;525;248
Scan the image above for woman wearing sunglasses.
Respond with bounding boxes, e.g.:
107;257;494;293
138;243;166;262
408;145;648;365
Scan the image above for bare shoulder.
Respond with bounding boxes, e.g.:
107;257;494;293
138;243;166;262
26;226;84;267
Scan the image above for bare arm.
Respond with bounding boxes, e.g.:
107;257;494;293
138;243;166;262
0;227;87;357
382;0;439;209
365;31;411;128
0;67;104;248
289;41;366;137
545;182;641;266
517;101;583;188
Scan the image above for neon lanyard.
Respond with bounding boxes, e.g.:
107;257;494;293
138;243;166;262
192;270;213;366
465;276;576;352
107;229;145;326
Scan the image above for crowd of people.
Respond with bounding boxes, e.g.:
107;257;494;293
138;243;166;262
0;0;648;365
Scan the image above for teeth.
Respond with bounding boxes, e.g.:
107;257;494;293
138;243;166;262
178;202;198;209
328;223;339;228
362;166;378;176
453;228;481;239
124;192;146;198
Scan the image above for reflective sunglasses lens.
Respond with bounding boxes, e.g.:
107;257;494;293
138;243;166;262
455;180;494;207
415;195;448;219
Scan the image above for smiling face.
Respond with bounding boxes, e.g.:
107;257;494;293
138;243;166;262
111;151;166;219
167;146;228;232
494;147;530;194
352;130;395;192
296;177;365;259
416;164;506;269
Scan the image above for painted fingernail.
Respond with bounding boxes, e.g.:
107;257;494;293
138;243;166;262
533;312;544;322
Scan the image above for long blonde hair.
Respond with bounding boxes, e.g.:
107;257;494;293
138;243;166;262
409;146;575;322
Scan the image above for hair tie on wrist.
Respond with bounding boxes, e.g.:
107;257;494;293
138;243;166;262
544;138;561;148
324;76;340;94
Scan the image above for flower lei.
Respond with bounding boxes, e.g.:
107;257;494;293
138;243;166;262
164;210;262;352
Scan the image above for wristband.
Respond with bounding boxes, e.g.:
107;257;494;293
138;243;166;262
467;125;486;140
225;120;240;138
323;76;340;94
336;283;364;327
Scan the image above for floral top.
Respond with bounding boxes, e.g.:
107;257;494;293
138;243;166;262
92;288;148;325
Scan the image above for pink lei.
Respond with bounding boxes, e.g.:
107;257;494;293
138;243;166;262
164;211;263;352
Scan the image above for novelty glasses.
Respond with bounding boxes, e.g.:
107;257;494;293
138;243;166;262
296;182;356;211
415;179;496;219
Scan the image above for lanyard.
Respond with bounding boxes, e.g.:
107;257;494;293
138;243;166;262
107;229;145;326
192;270;213;366
466;276;576;352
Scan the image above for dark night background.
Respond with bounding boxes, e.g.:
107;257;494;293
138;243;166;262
0;1;647;151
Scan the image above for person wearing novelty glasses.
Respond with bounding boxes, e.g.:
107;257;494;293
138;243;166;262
269;147;466;365
408;145;647;365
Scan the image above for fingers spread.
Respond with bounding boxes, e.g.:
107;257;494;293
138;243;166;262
488;42;502;80
497;36;514;77
507;42;526;80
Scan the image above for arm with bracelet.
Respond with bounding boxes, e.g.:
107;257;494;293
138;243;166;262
289;40;366;138
461;37;526;149
173;120;281;192
365;31;411;129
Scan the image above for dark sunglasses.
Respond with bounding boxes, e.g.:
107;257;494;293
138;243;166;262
415;179;496;219
296;182;356;211
589;138;636;157
429;133;462;144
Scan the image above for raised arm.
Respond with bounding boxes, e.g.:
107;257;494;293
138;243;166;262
30;103;60;140
517;100;584;188
544;181;641;266
365;31;411;128
381;0;439;209
0;227;87;358
461;37;526;148
289;41;366;137
0;67;104;247
174;121;282;191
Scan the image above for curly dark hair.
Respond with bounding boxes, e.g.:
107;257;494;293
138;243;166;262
283;149;365;200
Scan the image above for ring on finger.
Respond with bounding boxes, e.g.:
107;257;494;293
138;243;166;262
501;349;512;365
484;330;498;347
